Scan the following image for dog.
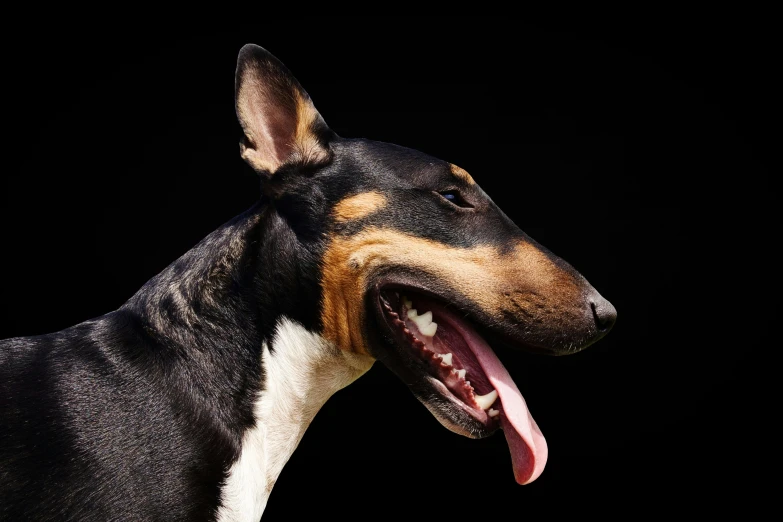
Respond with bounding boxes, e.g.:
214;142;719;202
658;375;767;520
0;44;616;521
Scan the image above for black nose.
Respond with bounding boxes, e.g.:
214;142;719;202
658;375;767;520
591;295;617;332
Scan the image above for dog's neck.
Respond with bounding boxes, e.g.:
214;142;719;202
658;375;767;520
126;201;325;346
218;318;372;521
123;202;373;520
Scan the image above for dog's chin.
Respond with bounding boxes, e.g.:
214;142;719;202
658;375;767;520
369;287;503;440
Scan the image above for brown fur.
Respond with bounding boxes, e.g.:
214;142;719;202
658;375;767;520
450;164;476;185
332;192;388;223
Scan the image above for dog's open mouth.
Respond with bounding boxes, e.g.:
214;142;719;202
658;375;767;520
375;288;548;485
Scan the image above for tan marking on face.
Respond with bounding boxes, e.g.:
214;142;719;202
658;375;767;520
332;192;388;222
320;229;584;355
450;164;475;185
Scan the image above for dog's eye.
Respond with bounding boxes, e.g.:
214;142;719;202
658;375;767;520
437;190;473;209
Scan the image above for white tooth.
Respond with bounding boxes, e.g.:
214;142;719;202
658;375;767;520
412;311;432;328
456;369;466;380
475;389;498;410
407;309;418;319
439;353;452;366
403;297;413;309
488;408;500;418
419;321;437;337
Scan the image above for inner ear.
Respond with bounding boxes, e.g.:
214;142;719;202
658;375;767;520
235;44;334;177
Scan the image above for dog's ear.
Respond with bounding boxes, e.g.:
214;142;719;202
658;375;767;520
235;44;334;178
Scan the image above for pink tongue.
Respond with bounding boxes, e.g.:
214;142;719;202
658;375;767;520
458;324;548;484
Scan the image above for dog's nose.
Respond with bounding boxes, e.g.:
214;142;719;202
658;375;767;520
590;294;617;333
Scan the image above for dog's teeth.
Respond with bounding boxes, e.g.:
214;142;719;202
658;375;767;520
403;296;413;309
488;408;500;418
475;389;498;410
456;369;466;380
439;353;452;366
419;322;437;337
410;312;437;337
411;311;437;337
406;309;438;337
413;310;432;326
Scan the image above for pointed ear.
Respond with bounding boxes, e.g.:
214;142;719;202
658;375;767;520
235;44;334;177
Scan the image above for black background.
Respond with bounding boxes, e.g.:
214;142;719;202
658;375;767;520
1;16;777;519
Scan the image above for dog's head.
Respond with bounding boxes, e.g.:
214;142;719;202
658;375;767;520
235;44;616;485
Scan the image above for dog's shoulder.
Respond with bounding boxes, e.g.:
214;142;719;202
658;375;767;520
0;310;236;520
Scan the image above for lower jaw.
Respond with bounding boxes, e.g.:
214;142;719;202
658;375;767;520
422;376;500;438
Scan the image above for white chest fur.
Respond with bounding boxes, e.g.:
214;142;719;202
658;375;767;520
216;317;374;522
